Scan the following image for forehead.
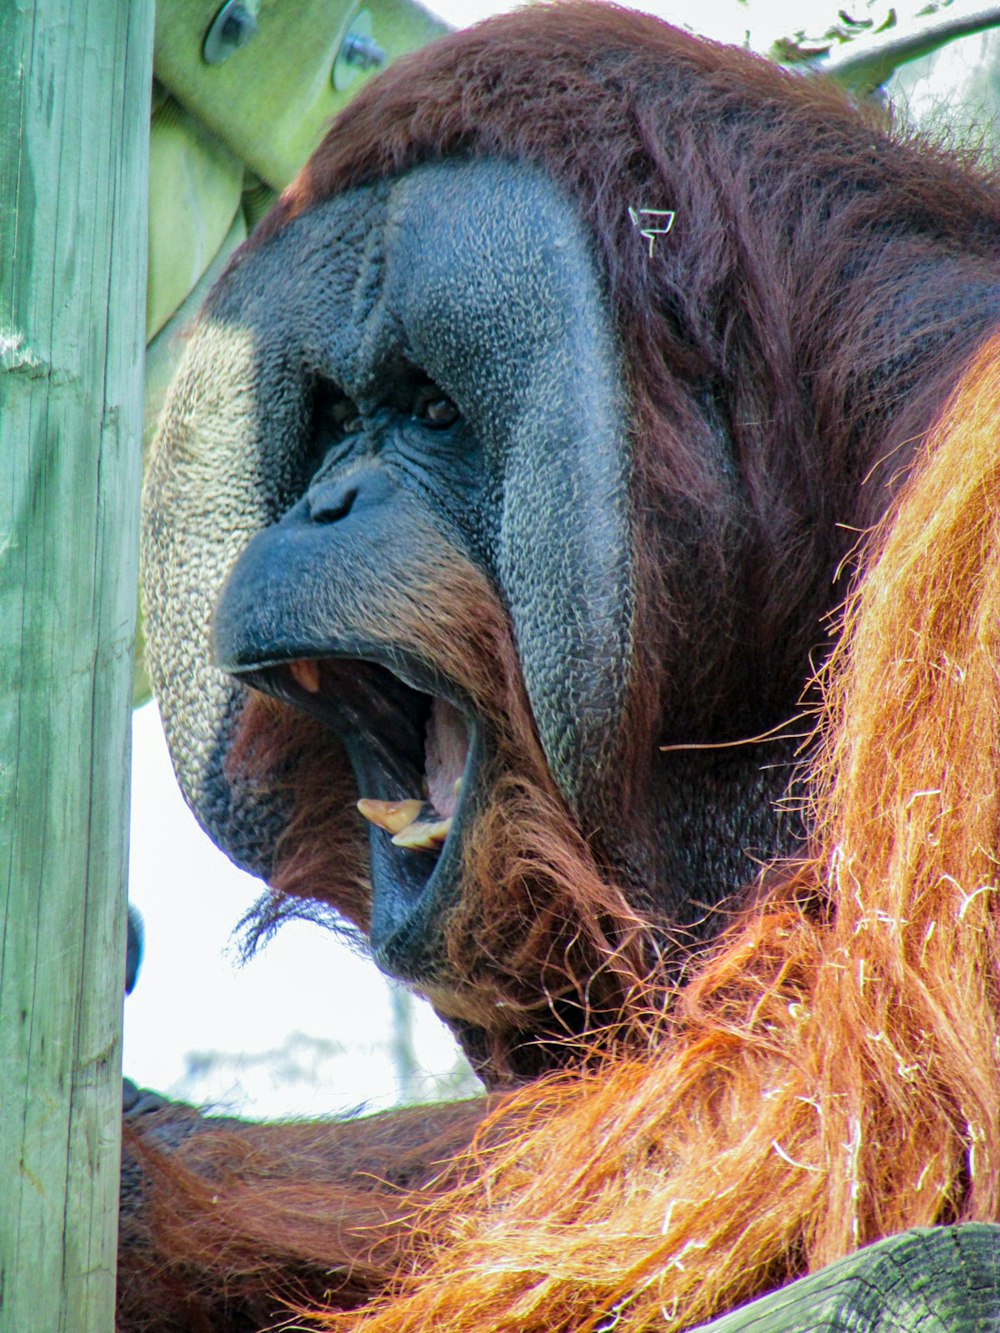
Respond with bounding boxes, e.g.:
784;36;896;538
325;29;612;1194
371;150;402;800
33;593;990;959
210;157;608;402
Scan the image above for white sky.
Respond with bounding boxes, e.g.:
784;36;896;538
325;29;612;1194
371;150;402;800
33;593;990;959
425;0;841;50
125;0;881;1116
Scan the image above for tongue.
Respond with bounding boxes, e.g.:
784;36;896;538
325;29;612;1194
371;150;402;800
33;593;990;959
356;698;469;854
425;699;468;818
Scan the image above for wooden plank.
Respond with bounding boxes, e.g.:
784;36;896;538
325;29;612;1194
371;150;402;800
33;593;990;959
696;1224;1000;1330
0;1;153;1327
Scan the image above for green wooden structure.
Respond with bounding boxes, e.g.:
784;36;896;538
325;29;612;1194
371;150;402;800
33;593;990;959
0;2;154;1327
699;1224;1000;1330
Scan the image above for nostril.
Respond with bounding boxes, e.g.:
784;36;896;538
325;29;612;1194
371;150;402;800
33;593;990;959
309;481;359;523
306;467;397;524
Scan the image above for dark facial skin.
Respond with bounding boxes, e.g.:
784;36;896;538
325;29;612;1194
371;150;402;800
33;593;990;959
146;156;802;1058
205;159;640;976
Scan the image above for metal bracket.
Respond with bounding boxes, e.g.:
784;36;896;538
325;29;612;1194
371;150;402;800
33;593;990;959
203;0;259;66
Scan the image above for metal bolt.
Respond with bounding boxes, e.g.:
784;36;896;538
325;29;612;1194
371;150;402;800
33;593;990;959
342;32;386;70
333;11;385;91
203;0;258;65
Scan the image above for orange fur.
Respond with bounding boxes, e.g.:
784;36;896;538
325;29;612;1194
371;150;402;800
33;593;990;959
280;336;1000;1329
117;1100;493;1328
127;335;1000;1331
130;9;1000;1326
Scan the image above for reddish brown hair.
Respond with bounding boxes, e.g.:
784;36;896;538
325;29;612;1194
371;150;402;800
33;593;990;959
126;7;1000;1327
298;332;1000;1333
127;340;1000;1328
229;0;1000;1057
230;555;666;1082
253;0;1000;745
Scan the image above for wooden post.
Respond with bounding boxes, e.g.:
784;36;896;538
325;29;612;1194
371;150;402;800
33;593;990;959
0;2;153;1327
697;1223;1000;1330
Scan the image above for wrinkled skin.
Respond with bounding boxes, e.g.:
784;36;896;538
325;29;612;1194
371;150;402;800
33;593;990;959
130;145;802;1308
212;160;635;976
146;156;802;1071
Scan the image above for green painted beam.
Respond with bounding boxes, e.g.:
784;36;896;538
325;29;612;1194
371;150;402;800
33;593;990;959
696;1224;1000;1330
0;1;153;1327
153;0;449;189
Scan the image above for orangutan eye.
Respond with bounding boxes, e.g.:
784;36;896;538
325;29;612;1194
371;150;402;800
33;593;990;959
332;399;364;434
413;385;460;429
314;383;364;440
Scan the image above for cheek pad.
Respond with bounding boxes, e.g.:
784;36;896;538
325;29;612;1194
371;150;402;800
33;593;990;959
142;187;389;876
383;159;634;819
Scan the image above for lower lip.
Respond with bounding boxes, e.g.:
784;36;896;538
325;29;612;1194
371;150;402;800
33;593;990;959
367;722;483;981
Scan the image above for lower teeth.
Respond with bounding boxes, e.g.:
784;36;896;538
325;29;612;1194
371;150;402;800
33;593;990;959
357;797;453;852
390;816;452;850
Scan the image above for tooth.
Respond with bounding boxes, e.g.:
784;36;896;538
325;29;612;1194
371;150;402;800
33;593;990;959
289;659;321;694
391;816;453;850
357;798;423;835
453;777;463;797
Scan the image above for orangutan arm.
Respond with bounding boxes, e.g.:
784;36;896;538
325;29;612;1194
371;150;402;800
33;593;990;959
117;1095;491;1332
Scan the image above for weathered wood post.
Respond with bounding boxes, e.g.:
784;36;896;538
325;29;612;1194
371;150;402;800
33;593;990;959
0;2;153;1327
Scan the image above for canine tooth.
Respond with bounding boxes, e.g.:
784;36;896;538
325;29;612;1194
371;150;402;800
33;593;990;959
357;798;423;834
289;659;321;693
391;816;453;850
453;776;463;797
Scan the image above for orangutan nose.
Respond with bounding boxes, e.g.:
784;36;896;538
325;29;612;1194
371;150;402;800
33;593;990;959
307;467;396;524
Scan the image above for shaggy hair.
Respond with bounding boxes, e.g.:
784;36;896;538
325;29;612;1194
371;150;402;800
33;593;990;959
294;337;1000;1331
122;4;1000;1328
126;333;1000;1330
262;0;1000;747
228;0;1000;1070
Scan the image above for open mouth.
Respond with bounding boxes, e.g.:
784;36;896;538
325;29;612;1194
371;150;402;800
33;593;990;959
230;652;481;970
